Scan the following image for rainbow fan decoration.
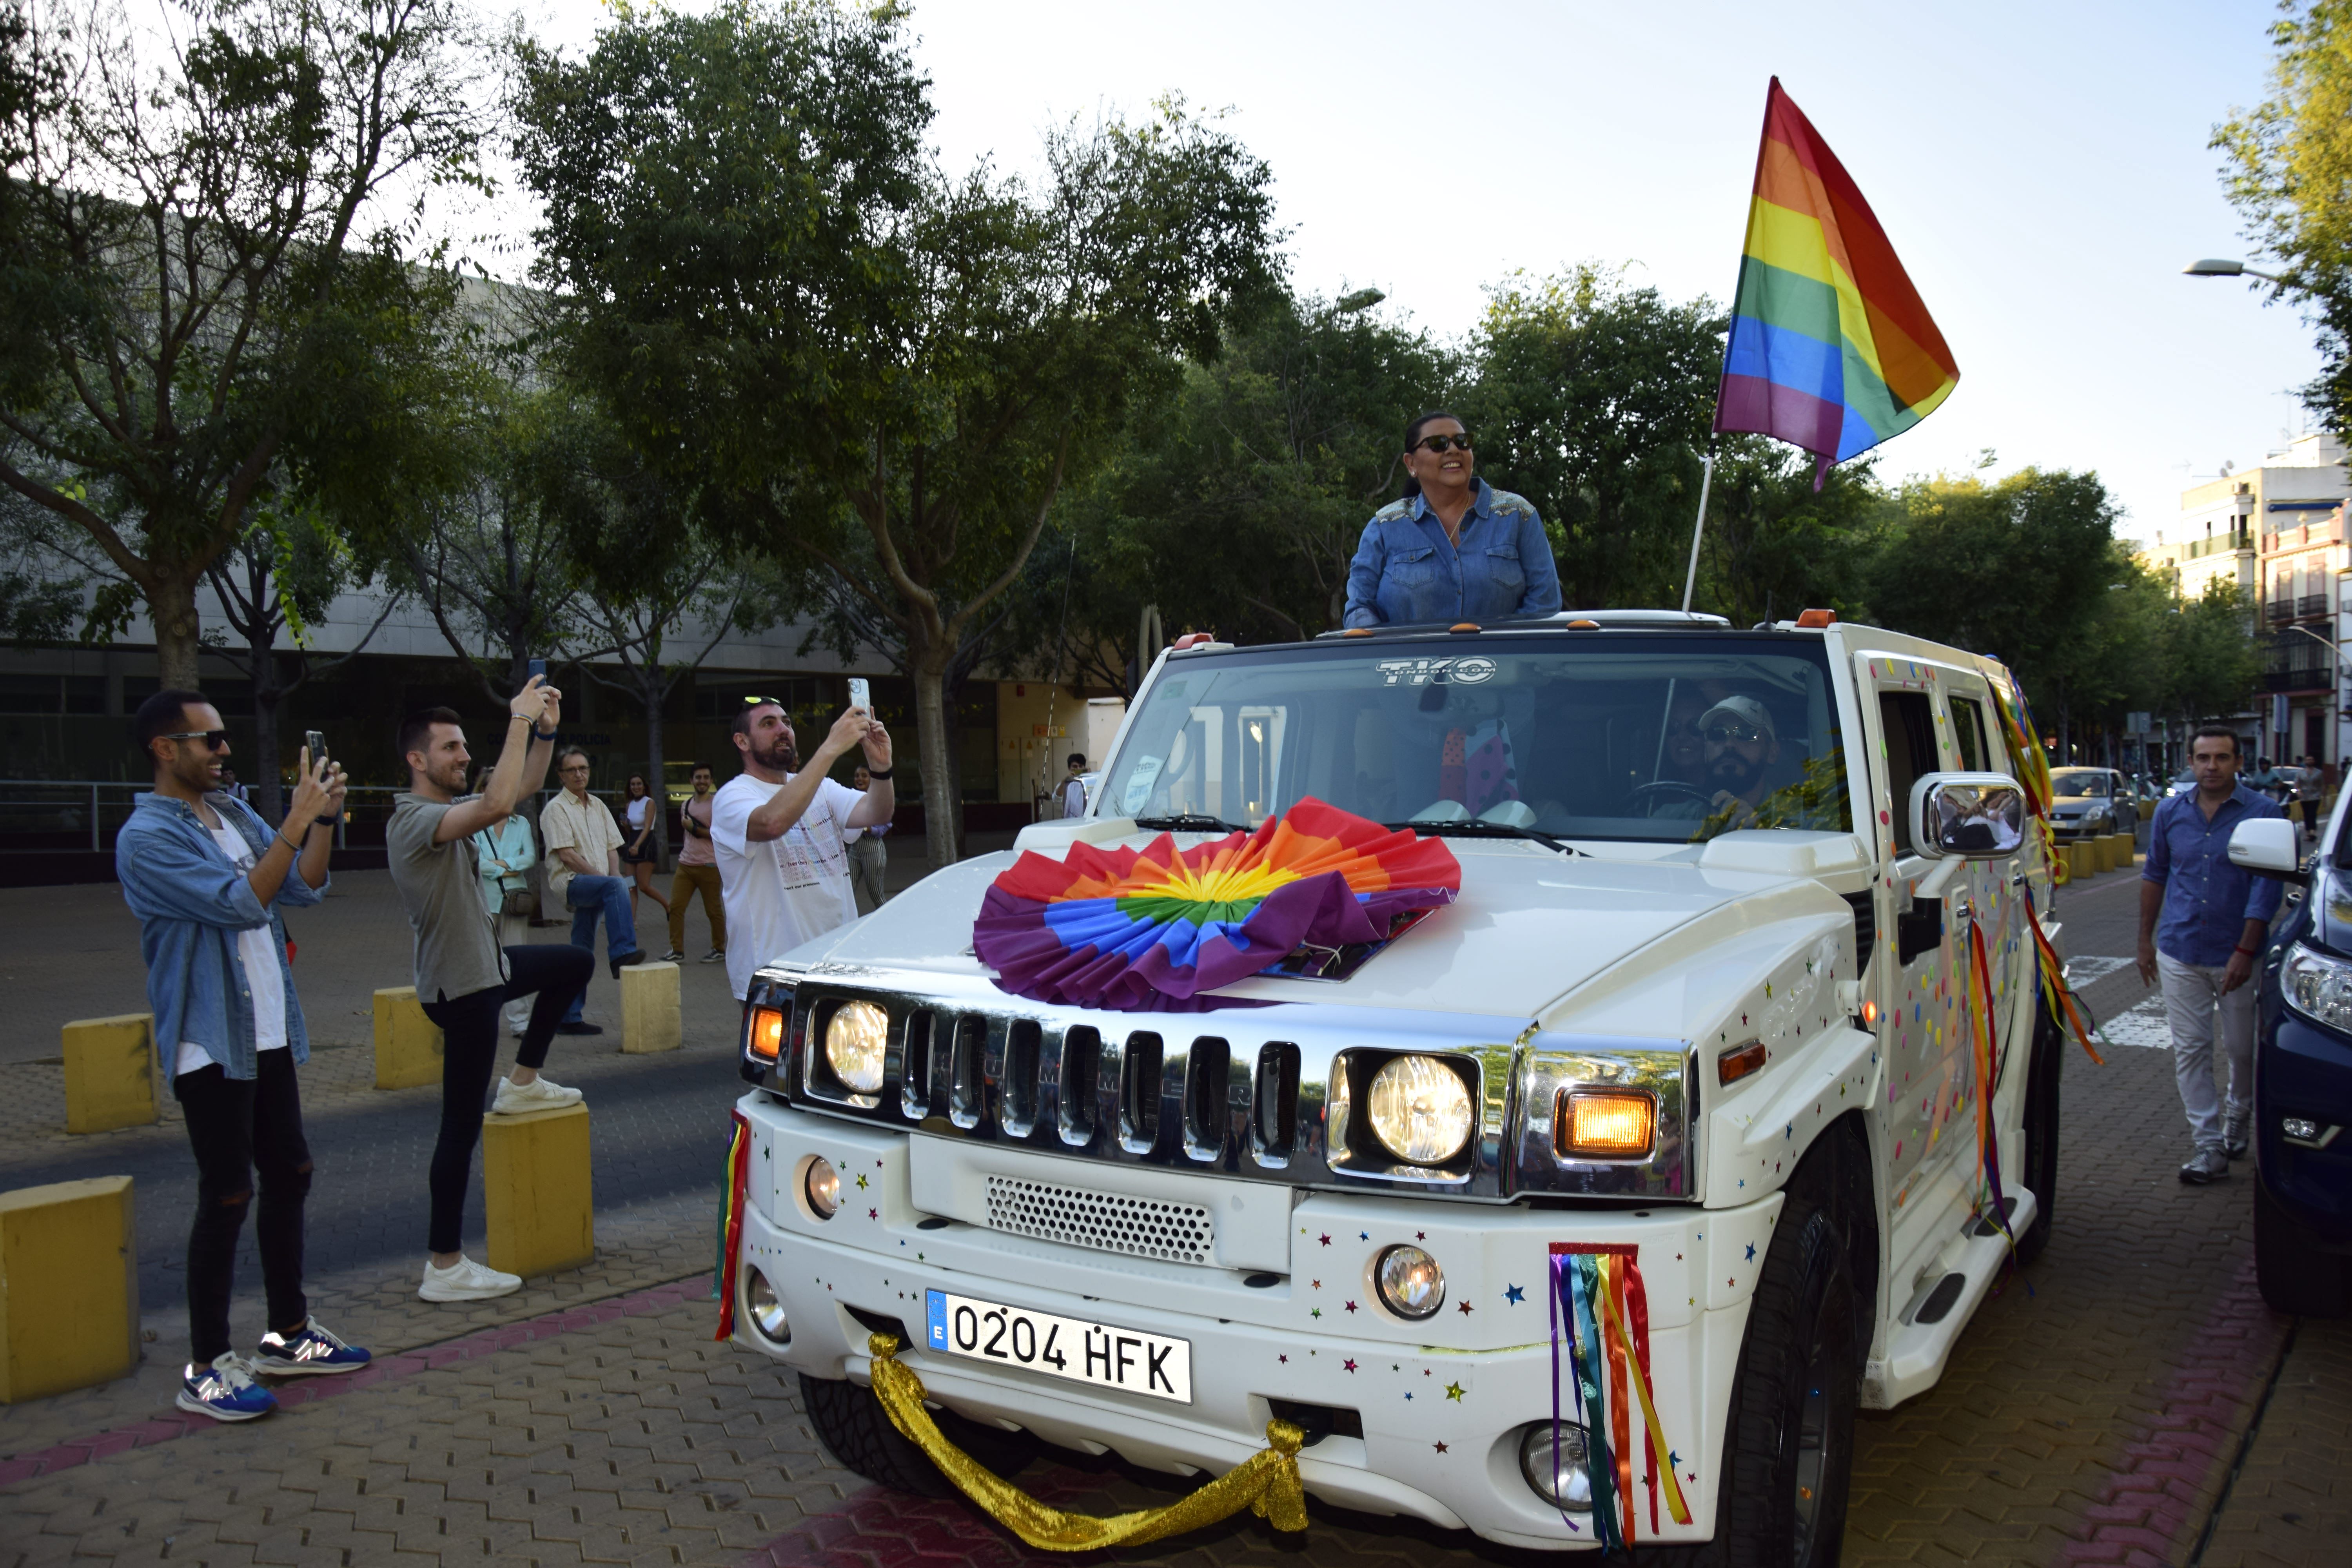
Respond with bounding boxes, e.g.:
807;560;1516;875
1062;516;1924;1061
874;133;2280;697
974;798;1461;1010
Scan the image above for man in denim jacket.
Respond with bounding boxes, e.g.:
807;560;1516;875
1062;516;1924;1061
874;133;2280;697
116;690;370;1421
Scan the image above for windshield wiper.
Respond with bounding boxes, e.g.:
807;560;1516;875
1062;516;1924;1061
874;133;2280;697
1133;813;1250;834
1384;819;1581;856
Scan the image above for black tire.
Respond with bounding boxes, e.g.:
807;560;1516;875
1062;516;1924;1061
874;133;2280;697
2254;1180;2352;1318
2012;1007;2063;1267
799;1370;1042;1499
1644;1180;1857;1567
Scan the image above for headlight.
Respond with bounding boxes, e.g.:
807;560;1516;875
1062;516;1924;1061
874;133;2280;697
2283;943;2352;1032
1373;1243;1445;1318
1366;1055;1474;1165
824;1000;889;1092
745;1267;790;1344
803;1156;840;1220
1518;1421;1595;1511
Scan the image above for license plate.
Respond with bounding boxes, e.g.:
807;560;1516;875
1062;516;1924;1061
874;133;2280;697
924;1289;1192;1403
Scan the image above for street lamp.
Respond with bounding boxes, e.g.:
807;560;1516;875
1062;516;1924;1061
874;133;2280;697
2184;258;2293;285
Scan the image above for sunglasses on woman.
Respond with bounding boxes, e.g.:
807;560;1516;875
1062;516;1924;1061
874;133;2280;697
1412;434;1474;454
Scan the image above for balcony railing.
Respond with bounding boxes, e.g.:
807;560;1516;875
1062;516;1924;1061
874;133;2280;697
2269;599;2295;622
2302;593;2331;618
2182;530;2253;560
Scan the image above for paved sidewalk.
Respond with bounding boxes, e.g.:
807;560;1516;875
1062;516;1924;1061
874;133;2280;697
4;853;2350;1566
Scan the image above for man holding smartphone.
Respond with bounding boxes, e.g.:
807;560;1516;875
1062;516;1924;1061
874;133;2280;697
118;691;367;1421
386;678;597;1302
713;698;893;1001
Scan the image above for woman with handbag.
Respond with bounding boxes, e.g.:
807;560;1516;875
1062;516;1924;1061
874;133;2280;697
472;765;541;1041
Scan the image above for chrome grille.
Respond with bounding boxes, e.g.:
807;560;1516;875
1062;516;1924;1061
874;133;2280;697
984;1174;1214;1263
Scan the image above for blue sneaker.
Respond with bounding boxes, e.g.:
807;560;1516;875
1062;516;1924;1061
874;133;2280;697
176;1353;276;1421
253;1317;372;1376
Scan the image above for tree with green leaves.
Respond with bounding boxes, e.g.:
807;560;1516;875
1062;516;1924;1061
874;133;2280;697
1693;438;1884;627
0;0;484;687
517;1;1285;867
1461;265;1722;610
2214;0;2352;428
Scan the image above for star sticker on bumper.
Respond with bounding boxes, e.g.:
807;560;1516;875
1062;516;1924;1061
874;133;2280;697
1444;1381;1466;1402
1503;1284;1525;1304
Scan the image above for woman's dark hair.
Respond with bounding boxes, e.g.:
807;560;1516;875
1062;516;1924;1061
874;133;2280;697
1399;409;1463;499
625;771;649;797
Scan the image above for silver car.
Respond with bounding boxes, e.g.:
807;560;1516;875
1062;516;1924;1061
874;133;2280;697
2048;766;2138;840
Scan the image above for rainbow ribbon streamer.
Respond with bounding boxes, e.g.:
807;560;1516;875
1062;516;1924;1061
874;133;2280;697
974;798;1460;1011
1964;920;2027;1279
1548;1245;1693;1549
2023;886;2106;1067
712;1111;751;1341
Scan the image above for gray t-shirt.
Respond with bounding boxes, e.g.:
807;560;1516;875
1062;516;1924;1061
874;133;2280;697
387;793;508;1003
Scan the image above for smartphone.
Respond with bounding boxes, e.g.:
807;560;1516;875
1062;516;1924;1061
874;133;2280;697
304;730;326;763
848;677;870;713
528;657;547;684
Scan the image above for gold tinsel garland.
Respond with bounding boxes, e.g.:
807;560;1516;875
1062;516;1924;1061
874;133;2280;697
863;1333;1311;1550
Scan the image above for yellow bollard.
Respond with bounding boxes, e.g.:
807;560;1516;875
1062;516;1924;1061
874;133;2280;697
61;1014;158;1134
373;986;443;1090
619;961;681;1055
0;1176;139;1402
2091;836;2116;875
482;1102;593;1279
2068;842;2097;880
2112;832;2137;868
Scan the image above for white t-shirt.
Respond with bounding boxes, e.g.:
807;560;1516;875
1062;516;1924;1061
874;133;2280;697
713;772;864;999
1058;775;1088;819
178;822;289;1077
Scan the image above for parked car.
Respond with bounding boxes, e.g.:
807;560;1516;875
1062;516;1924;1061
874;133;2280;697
2229;809;2352;1316
724;609;2070;1557
2047;766;2138;841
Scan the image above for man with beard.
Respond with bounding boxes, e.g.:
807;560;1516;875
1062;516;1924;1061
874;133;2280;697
713;698;894;1001
1697;695;1782;824
386;683;597;1303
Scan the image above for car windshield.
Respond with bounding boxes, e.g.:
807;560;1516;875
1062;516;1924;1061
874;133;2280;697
2050;769;2109;797
1100;633;1851;845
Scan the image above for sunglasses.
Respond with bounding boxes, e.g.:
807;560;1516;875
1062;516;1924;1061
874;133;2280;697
743;695;786;709
1413;434;1474;454
158;730;230;750
1703;719;1769;745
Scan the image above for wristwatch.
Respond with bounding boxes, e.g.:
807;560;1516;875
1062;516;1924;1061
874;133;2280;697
866;766;893;781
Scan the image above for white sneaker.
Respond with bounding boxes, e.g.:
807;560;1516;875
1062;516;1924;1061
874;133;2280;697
419;1254;523;1302
700;950;724;964
491;1074;583;1114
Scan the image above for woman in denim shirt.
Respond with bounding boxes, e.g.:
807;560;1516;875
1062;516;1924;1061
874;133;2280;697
1342;411;1562;628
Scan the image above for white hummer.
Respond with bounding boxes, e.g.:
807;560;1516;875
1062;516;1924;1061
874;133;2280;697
725;610;2063;1564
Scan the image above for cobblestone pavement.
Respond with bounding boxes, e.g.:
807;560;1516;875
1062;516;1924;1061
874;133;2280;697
5;853;2351;1566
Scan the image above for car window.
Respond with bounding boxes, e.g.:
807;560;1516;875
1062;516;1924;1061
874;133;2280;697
2051;769;2108;797
1878;692;1938;855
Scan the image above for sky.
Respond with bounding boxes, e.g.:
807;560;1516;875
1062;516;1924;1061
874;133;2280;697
506;0;2328;547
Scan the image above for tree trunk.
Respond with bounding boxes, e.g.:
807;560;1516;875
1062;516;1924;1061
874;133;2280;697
644;671;669;867
252;652;286;827
152;572;203;690
913;652;959;871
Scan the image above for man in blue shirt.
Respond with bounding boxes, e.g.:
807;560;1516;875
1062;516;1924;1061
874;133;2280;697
2136;725;2285;1184
116;691;372;1421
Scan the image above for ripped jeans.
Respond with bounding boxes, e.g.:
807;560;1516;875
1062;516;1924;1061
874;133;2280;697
176;1050;311;1365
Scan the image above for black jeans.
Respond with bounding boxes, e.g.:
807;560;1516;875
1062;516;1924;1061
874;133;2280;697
418;943;595;1255
176;1050;310;1365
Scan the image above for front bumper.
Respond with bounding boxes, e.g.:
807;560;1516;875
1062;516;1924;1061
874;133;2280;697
2258;1012;2352;1249
730;1092;1780;1551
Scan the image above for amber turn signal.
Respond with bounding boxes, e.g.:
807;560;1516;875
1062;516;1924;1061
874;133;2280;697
748;1006;786;1061
1556;1090;1657;1158
1795;608;1837;628
1717;1040;1768;1086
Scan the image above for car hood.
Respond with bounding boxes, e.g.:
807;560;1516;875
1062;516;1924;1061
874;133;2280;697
778;833;1855;1024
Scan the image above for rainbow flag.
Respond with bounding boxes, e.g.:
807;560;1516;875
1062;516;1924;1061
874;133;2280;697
1717;78;1958;480
973;799;1459;1011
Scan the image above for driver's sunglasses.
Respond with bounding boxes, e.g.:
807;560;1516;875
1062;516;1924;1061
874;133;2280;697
1413;434;1474;454
1703;719;1768;744
159;730;230;750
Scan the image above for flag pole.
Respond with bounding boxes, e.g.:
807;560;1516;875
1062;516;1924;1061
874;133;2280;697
1679;438;1716;613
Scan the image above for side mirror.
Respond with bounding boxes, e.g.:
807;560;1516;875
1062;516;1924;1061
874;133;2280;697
2228;817;2308;885
1909;772;2027;860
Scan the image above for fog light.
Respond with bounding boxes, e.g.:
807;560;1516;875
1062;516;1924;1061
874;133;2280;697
1557;1090;1657;1159
1518;1420;1594;1512
1373;1243;1445;1319
825;1001;889;1092
2284;1116;2320;1142
745;1268;790;1345
804;1156;840;1219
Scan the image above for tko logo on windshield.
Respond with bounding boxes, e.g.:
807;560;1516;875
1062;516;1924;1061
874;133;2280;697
1377;656;1497;686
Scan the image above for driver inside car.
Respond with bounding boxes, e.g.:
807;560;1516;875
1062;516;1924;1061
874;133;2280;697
1646;694;1782;825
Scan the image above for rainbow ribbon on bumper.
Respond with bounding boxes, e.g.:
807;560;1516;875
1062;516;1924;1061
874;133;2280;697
712;1111;751;1341
1548;1244;1692;1549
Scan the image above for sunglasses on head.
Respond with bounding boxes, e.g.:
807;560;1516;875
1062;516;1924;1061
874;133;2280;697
159;730;230;750
1703;719;1769;745
743;695;788;712
1413;433;1473;454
